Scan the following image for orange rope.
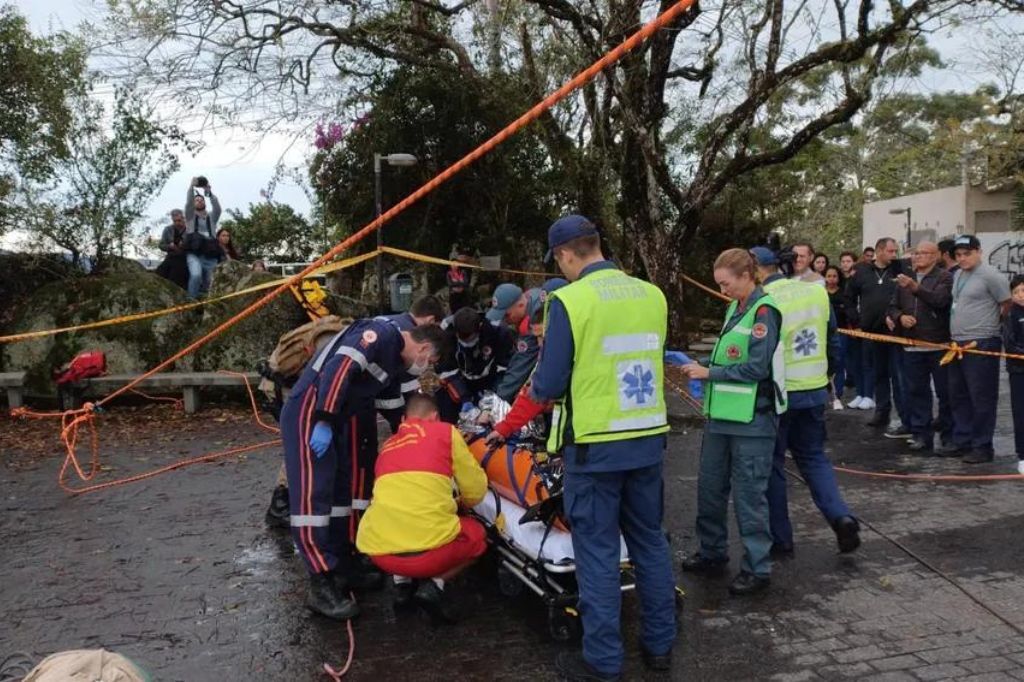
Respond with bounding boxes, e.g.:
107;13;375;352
87;0;699;412
129;388;184;411
60;438;280;496
15;0;699;494
834;467;1024;482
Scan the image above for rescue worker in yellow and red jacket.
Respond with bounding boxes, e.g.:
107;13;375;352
356;393;488;623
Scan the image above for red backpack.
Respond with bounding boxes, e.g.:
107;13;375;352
54;350;107;385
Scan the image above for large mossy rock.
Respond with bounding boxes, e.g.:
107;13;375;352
2;270;193;396
190;260;310;372
0;253;81;331
2;259;378;396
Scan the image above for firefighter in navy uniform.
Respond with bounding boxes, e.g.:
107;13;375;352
532;216;676;682
265;297;445;529
495;279;567;403
449;306;514;400
756;247;861;556
281;317;447;619
372;295;446;429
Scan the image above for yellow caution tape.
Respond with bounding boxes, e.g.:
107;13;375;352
678;271;1024;364
1;245;552;344
0;251;377;344
380;246;551;277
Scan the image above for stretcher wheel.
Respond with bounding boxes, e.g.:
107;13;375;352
497;565;525;598
547;606;581;642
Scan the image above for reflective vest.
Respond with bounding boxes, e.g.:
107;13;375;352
763;278;830;391
706;297;787;422
547;268;669;452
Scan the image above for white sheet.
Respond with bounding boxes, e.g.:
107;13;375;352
473;491;629;565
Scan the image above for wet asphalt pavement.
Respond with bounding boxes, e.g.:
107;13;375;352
3;384;1024;682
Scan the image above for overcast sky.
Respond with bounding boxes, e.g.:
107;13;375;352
13;0;1022;245
16;0;315;238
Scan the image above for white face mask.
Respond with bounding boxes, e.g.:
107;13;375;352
458;336;479;349
407;360;430;377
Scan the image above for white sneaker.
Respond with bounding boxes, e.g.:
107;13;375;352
1018;460;1024;475
848;396;864;409
858;398;876;411
832;399;845;410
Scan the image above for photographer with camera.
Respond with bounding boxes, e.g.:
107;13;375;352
183;176;224;299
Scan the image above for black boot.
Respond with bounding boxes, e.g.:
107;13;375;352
348;554;385;591
554;652;622;681
413;580;459;624
770;542;795;560
264;485;290;529
639;643;672;672
680;554;727;577
866;412;890;427
307;572;360;621
393;580;417;611
728;571;770;596
833;516;861;554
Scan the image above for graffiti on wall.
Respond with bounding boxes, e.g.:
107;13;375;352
988;240;1024;276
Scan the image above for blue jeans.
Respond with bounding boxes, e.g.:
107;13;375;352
842;334;862;396
696;432;774;577
948;337;1001;452
186;253;219;299
833;334;849;396
868;340;908;422
902;350;952;444
767;404;851;549
859;336;875;399
565;463;676;675
1009;373;1024;458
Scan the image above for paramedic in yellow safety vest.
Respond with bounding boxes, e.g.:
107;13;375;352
356;394;487;624
756;246;861;558
530;215;676;682
680;248;785;598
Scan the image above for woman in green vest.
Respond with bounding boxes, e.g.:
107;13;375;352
680;247;786;596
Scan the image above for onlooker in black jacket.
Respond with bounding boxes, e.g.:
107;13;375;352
1002;275;1024;475
156;209;190;291
885;242;953;452
844;237;910;432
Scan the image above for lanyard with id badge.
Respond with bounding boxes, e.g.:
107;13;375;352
952;271;972;317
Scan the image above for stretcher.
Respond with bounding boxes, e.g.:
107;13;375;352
458;420;637;641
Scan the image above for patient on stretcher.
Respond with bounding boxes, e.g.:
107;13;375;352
356;394;488;623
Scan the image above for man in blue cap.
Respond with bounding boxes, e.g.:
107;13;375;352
749;246;860;558
486;282;528;329
495;278;567;403
532;215;676;681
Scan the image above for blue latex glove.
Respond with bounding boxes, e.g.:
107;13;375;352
309;421;333;459
664;350;693;366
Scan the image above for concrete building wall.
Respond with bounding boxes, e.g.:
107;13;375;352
862;184;1020;275
862;186;966;252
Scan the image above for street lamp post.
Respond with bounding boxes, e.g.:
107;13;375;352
374;152;418;313
889;207;912;251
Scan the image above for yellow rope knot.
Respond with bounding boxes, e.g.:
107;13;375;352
940;341;977;366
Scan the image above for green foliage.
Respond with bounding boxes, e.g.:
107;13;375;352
0;5;86;218
219;202;324;261
310;68;572;279
16;88;192;271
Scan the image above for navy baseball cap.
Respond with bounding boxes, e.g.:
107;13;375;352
953;235;980;251
545;215;598;264
749;246;778;266
526;278;568;319
486;283;524;322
